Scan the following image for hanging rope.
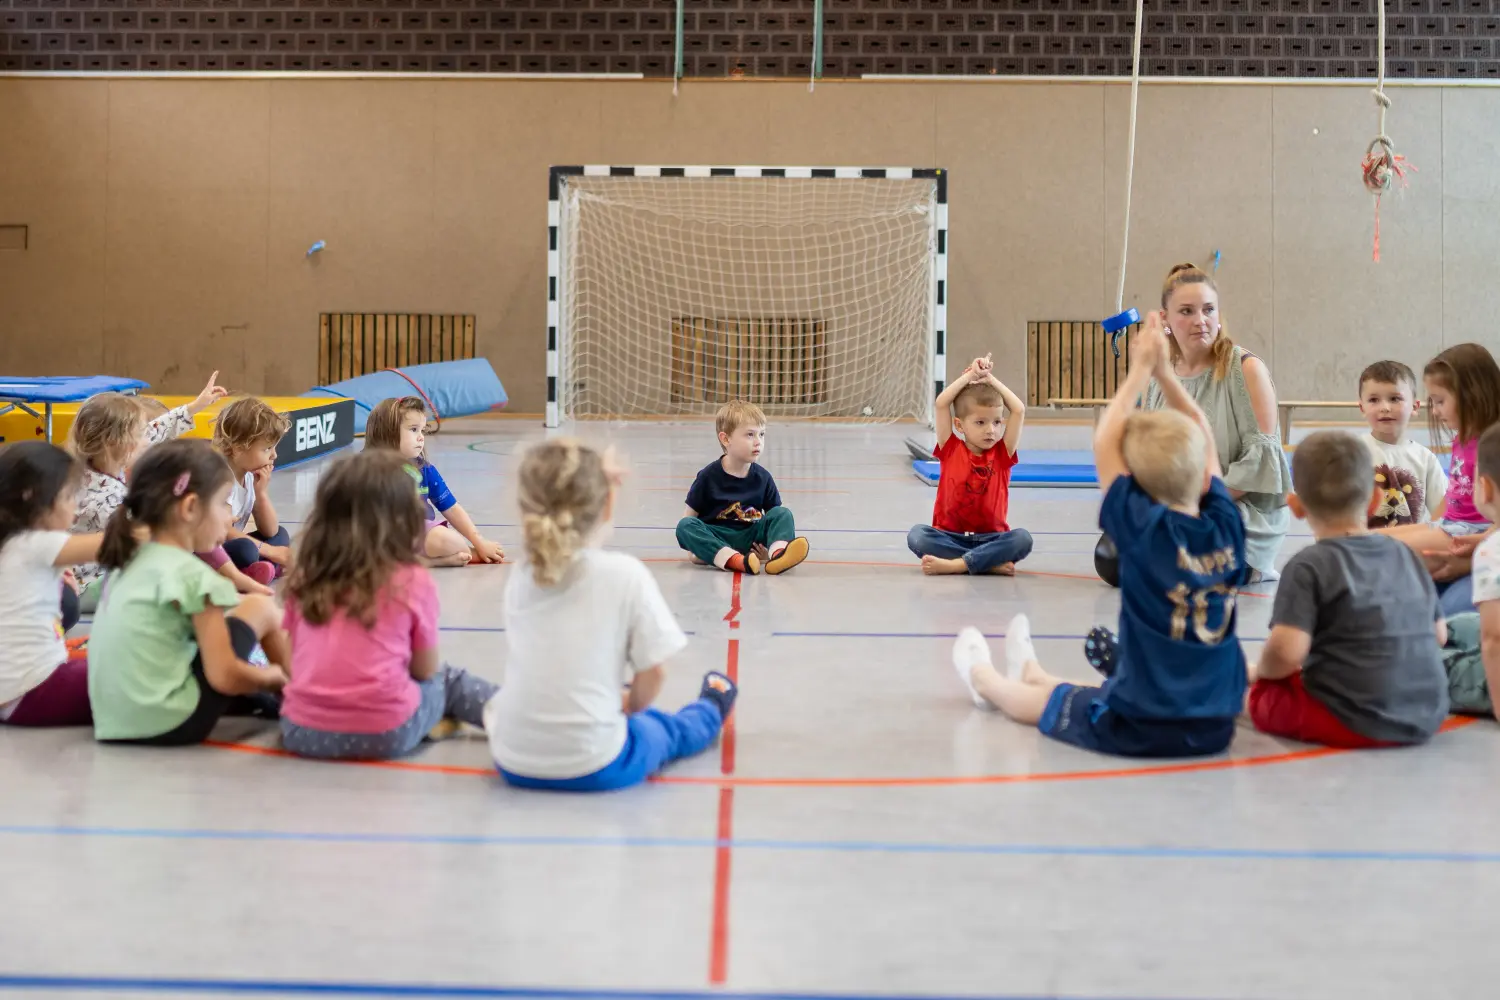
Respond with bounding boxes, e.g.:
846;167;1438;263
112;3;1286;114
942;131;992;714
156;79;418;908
1361;0;1410;262
810;0;824;92
672;0;684;96
1114;0;1145;317
1105;0;1146;357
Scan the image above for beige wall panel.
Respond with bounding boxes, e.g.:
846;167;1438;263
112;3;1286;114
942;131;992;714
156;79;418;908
264;81;440;395
1442;89;1500;349
1103;85;1275;370
598;82;770;166
934;84;1106;396
431;81;602;414
757;82;938;167
0;81;109;375
103;81;272;394
1271;86;1444;401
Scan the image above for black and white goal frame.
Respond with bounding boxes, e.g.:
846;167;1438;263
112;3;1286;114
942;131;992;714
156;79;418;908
545;164;949;428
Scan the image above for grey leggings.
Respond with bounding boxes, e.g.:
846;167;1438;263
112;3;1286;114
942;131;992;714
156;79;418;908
280;665;498;760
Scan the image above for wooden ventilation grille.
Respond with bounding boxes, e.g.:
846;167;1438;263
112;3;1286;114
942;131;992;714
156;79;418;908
318;313;476;385
1026;320;1132;406
671;317;828;406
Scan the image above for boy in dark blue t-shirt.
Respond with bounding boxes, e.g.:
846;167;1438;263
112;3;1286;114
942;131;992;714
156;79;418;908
675;400;810;576
951;313;1250;758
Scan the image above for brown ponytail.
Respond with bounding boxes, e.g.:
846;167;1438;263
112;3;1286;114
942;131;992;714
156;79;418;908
98;438;233;570
1160;261;1236;382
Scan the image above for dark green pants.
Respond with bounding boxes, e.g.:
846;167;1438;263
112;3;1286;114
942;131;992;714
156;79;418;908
676;507;795;564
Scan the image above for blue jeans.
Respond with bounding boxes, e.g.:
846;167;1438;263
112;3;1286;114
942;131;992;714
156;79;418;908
906;525;1034;574
499;700;723;792
281;665;497;760
1439;575;1476;617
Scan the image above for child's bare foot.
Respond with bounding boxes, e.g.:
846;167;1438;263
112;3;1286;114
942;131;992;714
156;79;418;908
921;555;968;576
988;562;1016;576
427;550;472;568
951;627;993;708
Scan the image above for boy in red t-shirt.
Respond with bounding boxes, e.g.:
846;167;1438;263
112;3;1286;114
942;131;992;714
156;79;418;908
907;355;1033;575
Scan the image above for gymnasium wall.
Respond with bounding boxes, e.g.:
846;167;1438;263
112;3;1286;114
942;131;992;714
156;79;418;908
0;77;1497;412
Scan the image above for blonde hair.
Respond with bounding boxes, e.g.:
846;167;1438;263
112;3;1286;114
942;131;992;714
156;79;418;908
134;396;170;419
1292;431;1374;521
364;396;427;452
1122;409;1207;508
715;400;766;450
68;392;146;471
1161;262;1236;382
954;382;1003;418
213;396;290;454
517;438;612;587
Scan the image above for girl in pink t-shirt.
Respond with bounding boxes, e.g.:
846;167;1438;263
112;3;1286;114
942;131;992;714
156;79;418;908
279;450;498;760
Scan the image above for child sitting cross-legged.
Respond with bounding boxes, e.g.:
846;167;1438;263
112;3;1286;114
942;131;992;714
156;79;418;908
951;313;1249;758
487;439;737;791
278;450;498;760
675;400;809;576
1247;430;1449;747
907;354;1032;576
89;439;289;746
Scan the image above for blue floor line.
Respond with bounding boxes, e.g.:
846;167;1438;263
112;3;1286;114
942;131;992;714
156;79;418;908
0;977;1200;1000
0;824;1490;865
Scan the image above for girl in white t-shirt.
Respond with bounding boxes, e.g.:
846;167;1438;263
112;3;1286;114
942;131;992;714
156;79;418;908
485;439;738;791
0;442;106;726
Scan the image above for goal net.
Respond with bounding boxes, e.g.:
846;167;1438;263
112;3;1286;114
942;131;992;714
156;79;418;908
547;166;946;427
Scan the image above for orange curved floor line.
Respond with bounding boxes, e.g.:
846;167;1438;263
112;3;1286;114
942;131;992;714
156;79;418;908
204;717;1477;788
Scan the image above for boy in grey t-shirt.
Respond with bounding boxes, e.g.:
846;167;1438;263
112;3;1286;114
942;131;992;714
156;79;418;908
1248;431;1449;747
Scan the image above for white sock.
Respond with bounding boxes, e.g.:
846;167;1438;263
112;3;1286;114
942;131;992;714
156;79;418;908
712;547;737;570
951;627;993;709
769;540;788;558
1004;614;1035;680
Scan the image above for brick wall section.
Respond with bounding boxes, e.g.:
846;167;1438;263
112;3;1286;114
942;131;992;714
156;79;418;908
2;0;1498;79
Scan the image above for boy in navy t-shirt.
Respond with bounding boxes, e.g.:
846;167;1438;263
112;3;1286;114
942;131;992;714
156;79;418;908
675;400;809;576
951;313;1249;757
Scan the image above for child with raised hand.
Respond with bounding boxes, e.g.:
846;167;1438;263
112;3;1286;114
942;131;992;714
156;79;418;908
1247;431;1448;747
0;442;106;726
951;313;1249;758
88;439;289;746
363;396;503;567
68;373;249;605
907;353;1033;576
486;439;737;791
1360;360;1448;528
278;450;499;760
212;396;293;578
675;399;809;576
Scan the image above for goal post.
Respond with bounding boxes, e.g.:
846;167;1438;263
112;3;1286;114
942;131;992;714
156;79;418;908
546;165;948;428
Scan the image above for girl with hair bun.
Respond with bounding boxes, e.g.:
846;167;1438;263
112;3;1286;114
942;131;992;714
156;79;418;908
484;439;737;792
1142;262;1292;581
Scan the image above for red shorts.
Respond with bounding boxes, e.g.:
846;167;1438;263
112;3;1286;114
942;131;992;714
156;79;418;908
1248;674;1392;749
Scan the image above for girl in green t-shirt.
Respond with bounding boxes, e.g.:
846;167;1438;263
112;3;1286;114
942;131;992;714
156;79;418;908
88;439;291;746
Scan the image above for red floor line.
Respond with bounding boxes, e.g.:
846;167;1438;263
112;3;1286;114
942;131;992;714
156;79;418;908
707;571;743;987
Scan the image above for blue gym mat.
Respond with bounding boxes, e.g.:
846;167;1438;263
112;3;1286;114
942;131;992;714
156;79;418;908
913;458;1098;487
